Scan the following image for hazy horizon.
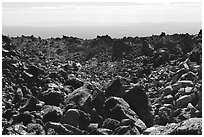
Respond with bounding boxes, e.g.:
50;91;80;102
2;22;202;39
2;1;202;39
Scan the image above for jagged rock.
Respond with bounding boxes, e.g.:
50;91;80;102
101;118;120;130
78;109;91;130
12;111;34;126
141;40;154;56
105;76;126;98
144;118;202;135
175;93;196;108
91;91;105;115
64;76;84;89
38;88;64;106
104;96;135;120
142;123;177;135
173;118;202;135
45;122;74;135
60;109;80;127
64;85;92;112
103;96;146;132
120;118;146;133
123;84;153;127
63;123;84;135
114;125;140;135
2;109;17;121
42;105;63;124
88;128;113;135
19;96;40;112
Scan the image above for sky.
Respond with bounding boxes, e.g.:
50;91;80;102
2;0;202;38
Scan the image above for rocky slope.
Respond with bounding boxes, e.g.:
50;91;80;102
2;30;202;135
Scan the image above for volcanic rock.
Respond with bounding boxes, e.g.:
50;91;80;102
123;84;153;127
42;105;63;124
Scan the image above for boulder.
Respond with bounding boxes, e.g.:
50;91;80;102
64;76;84;89
91;91;105;114
175;93;196;108
60;109;80;127
123;84;153;127
120;118;146;133
64;86;92;112
144;123;178;135
44;122;74;135
12;111;34;126
42;105;63;124
105;76;126;98
38;88;64;107
145;118;202;135
19;96;40;112
173;118;202;135
103;97;146;131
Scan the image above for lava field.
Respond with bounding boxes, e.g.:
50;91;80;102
2;31;202;135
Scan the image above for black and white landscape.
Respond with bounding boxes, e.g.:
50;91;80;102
2;1;202;135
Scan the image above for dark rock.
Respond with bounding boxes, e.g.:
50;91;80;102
91;91;105;115
103;96;146;132
120;118;147;133
2;109;17;120
38;88;64;106
65;85;92;112
42;105;63;124
78;109;91;130
12;111;34;126
59;108;91;130
64;75;84;89
12;88;24;105
60;109;80;127
105;76;126;98
124;84;153;127
141;40;154;56
19;96;39;112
